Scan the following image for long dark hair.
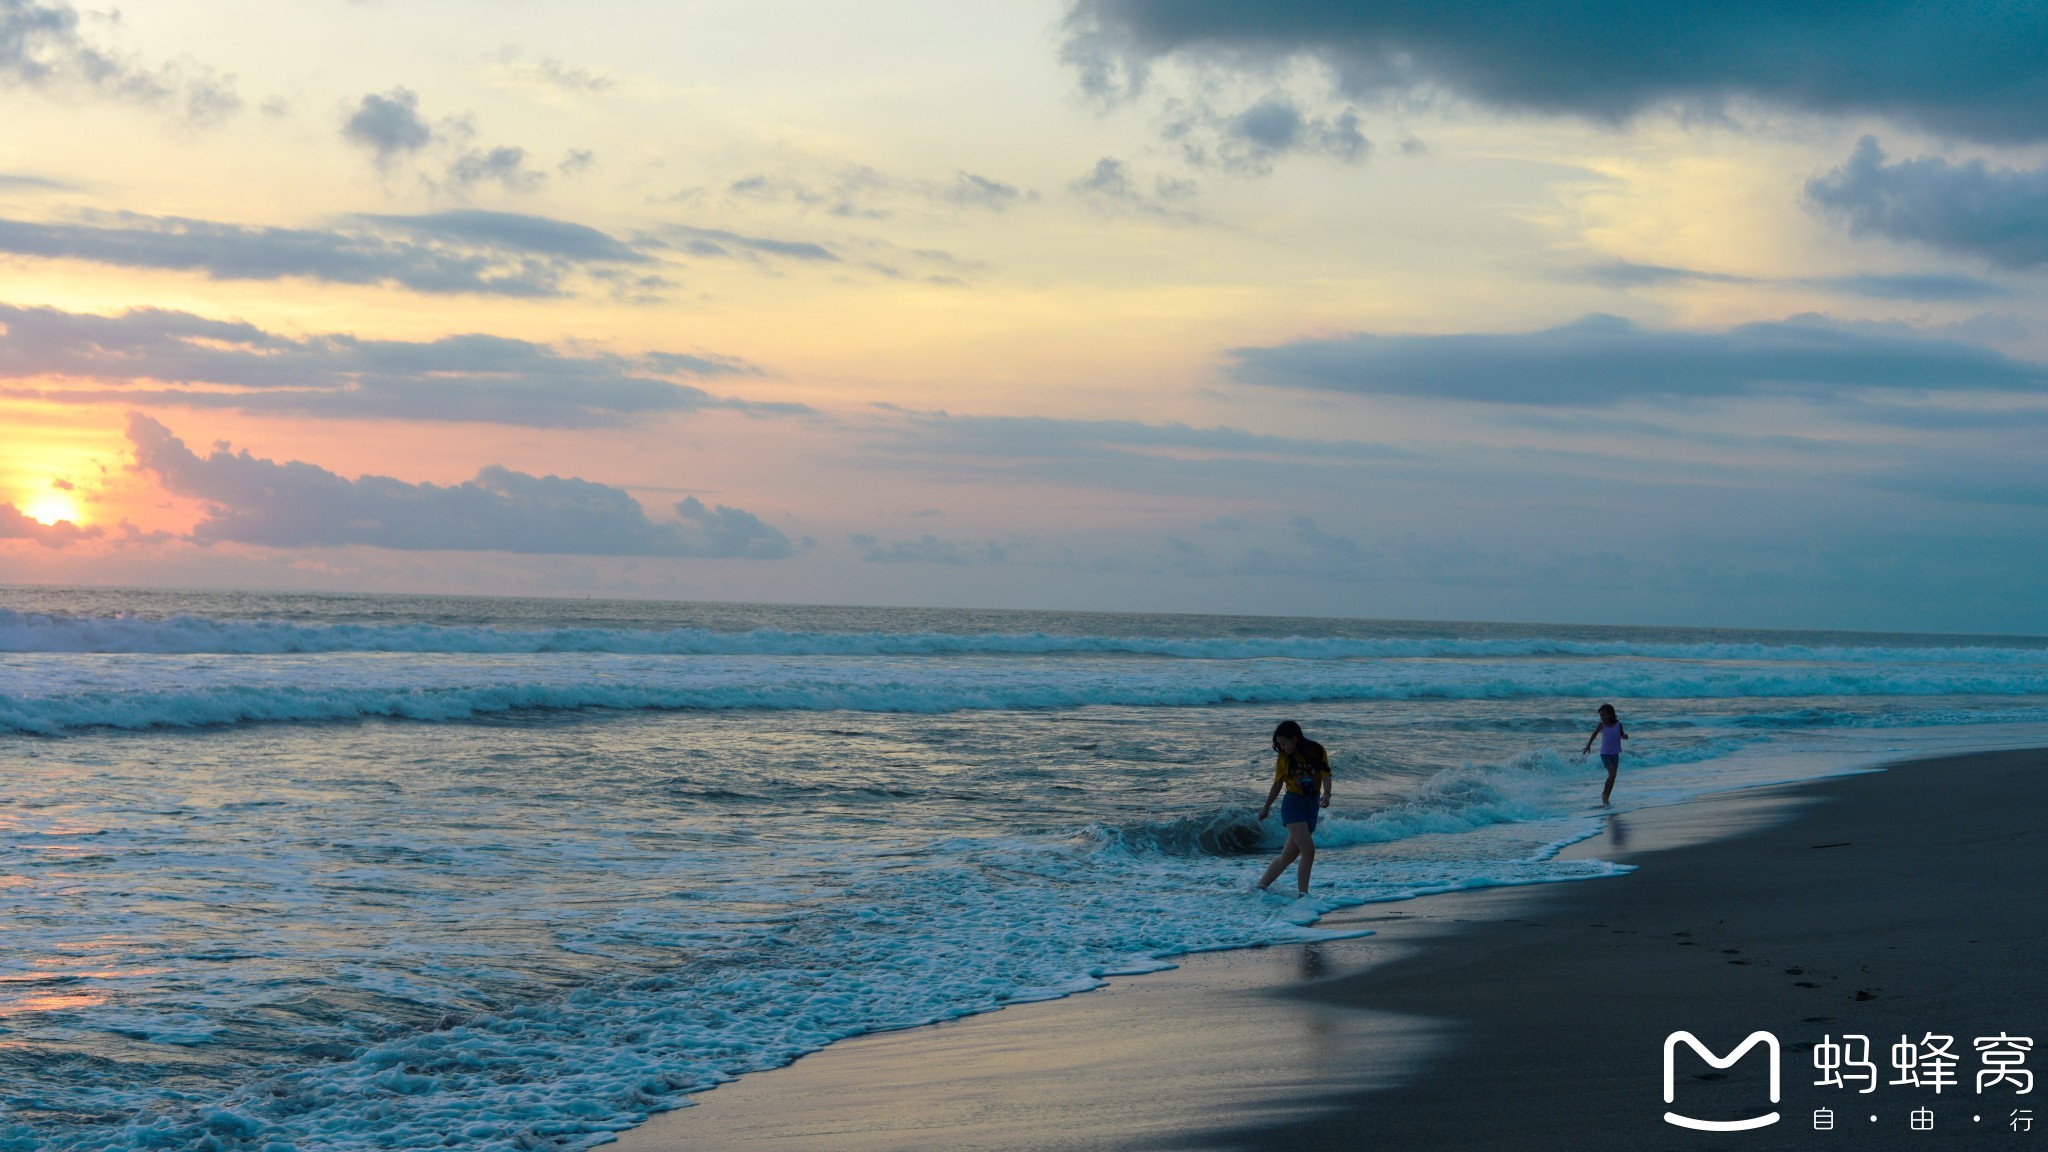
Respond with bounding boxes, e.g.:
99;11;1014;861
1272;719;1328;767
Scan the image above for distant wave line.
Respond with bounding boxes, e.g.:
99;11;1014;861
7;663;2048;734
4;609;2047;664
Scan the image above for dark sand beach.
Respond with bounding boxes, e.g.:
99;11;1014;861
616;749;2046;1151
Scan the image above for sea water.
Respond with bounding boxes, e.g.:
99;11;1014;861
3;588;2046;1150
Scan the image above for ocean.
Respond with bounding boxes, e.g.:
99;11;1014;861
4;587;2046;1150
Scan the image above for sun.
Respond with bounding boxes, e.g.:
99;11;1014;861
21;489;85;526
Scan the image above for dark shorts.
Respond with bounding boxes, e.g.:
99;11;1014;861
1601;754;1620;772
1280;792;1319;832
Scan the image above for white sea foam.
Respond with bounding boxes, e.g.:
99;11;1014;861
13;824;1386;1151
6;650;2048;734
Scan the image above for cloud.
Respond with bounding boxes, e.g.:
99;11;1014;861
943;172;1026;211
0;172;70;190
1289;515;1363;563
1808;137;2048;269
487;48;614;96
849;407;1408;503
1063;1;2048;141
355;209;644;264
0;501;100;547
1068;157;1200;219
1572;261;1759;289
343;88;432;163
0;302;783;427
1231;312;2048;405
1162;95;1368;174
725;165;1034;219
1821;273;2012;302
342;87;546;194
665;224;837;262
127;414;792;557
0;0;240;123
1573;259;2010;302
1872;452;2048;508
447;145;544;193
0;208;650;296
1136;516;1373;582
883;409;1399;461
848;532;1010;565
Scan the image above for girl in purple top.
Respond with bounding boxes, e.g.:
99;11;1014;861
1581;703;1628;806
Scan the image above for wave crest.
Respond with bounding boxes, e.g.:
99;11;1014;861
1088;808;1268;856
6;608;2047;664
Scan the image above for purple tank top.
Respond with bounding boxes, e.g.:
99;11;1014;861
1599;722;1622;756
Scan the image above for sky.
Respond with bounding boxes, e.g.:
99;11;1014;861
3;0;2047;633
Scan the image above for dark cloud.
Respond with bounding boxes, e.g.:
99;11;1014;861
0;501;100;547
1068;157;1199;219
1063;1;2048;141
1808;137;2048;269
0;302;781;427
127;414;792;558
1231;312;2048;405
1;0;240;123
848;532;1010;566
0;209;650;296
342;88;432;162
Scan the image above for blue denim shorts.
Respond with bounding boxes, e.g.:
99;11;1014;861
1601;754;1620;771
1279;792;1319;832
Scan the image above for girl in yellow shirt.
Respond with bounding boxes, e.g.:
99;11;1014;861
1257;719;1331;897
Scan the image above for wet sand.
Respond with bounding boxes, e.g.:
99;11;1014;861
612;749;2047;1151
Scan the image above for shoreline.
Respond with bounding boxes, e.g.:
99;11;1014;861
613;747;2047;1150
1231;745;2048;1150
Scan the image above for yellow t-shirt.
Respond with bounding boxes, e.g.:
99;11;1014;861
1274;749;1330;797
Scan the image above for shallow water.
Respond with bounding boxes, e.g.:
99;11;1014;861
2;589;2044;1150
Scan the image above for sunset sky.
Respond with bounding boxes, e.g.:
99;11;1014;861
4;0;2047;631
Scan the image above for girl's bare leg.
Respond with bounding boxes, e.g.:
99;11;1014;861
1258;840;1300;890
1288;824;1316;895
1602;765;1617;806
